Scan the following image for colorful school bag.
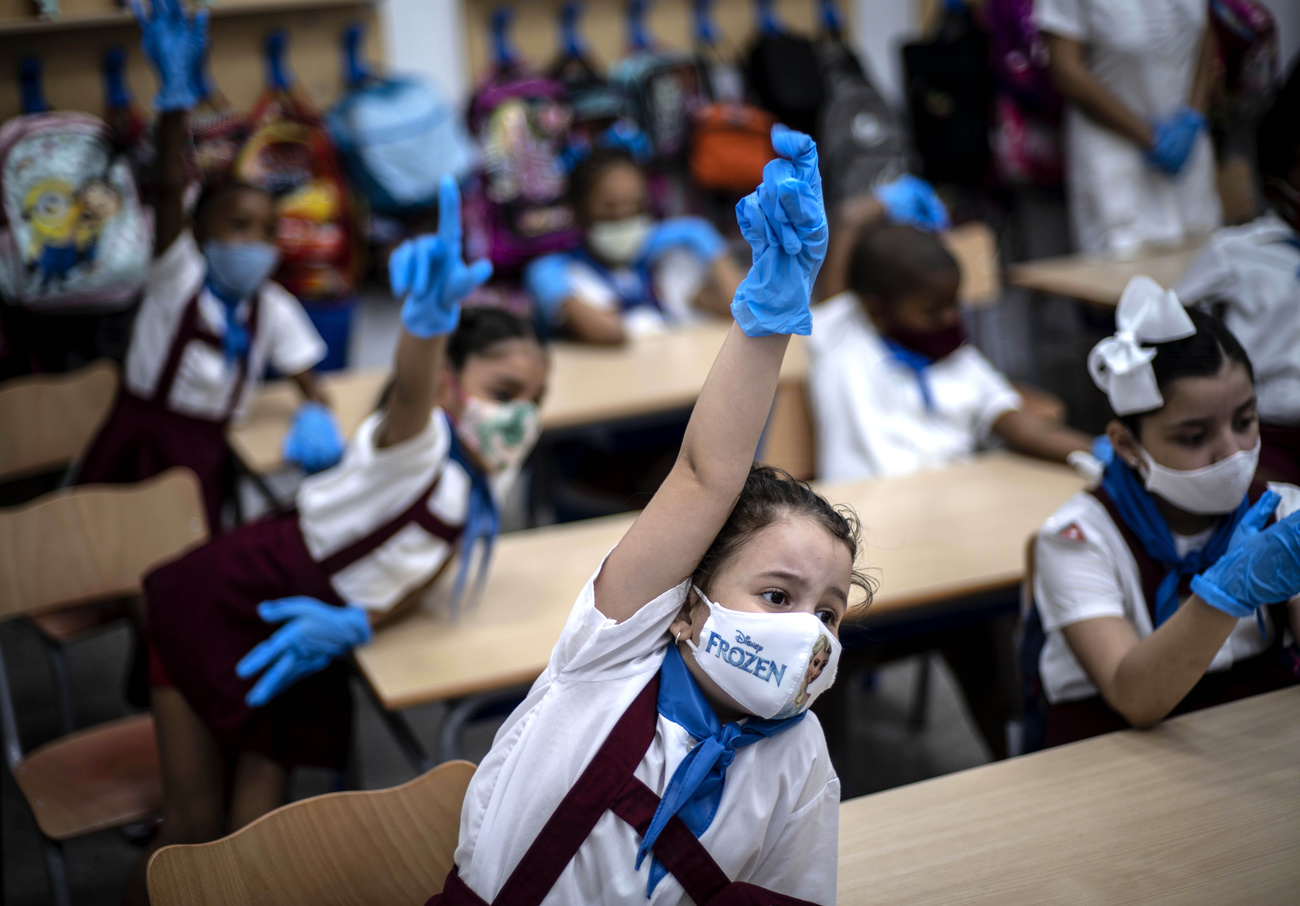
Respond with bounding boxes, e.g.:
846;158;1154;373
985;0;1064;189
690;103;775;195
1209;0;1279;121
328;25;477;216
745;0;825;138
234;32;358;302
0;107;151;312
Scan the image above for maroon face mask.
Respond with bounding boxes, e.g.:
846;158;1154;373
883;321;968;362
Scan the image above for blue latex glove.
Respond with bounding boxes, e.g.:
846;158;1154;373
1144;107;1205;177
730;125;828;338
523;253;573;324
389;176;493;338
127;0;208;113
282;401;344;474
235;597;372;708
1092;435;1114;464
1191;492;1300;617
874;174;950;232
641;217;728;265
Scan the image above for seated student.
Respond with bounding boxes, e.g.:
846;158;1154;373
434;128;854;905
1034;276;1300;748
77;2;343;531
808;221;1092;482
1175;63;1300;484
523;148;745;344
123;180;543;903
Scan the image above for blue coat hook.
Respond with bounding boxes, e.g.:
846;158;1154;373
343;23;372;88
819;0;844;36
559;3;584;59
755;0;781;36
19;57;50;115
490;7;517;69
627;0;653;52
265;30;292;92
103;46;132;111
693;0;719;46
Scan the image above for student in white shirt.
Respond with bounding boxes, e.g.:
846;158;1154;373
1033;277;1300;748
437;128;855;905
1175;67;1300;484
523;147;745;344
77;5;342;531
123;179;544;904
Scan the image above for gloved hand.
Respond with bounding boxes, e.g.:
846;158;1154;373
523;254;574;324
282;401;344;474
128;0;208;113
730;125;827;338
389;176;493;338
874;174;950;232
235;597;372;708
1191;492;1300;617
1144;107;1205;177
641;217;728;264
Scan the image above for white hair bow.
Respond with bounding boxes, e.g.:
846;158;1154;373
1087;275;1196;415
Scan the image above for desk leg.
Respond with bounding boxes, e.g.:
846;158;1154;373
357;678;436;776
439;688;530;763
229;452;291;520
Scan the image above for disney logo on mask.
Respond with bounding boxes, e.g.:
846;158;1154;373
733;630;763;653
705;632;786;686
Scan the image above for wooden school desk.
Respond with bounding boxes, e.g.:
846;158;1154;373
354;452;1084;769
836;686;1300;905
1006;238;1206;308
228;321;809;476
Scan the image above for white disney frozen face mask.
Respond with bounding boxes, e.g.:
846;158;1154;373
1137;440;1260;515
685;585;841;720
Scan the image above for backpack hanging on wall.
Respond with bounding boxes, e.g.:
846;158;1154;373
814;0;906;206
549;2;644;162
187;42;245;195
235;31;359;303
0;59;151;312
901;0;993;185
986;0;1063;188
745;0;824;138
1209;0;1279;121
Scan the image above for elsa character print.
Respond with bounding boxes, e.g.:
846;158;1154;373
777;633;834;719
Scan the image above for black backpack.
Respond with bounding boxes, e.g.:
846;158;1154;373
746;29;824;137
815;36;905;207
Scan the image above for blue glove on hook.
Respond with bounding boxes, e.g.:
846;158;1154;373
283;401;344;474
641;217;728;264
1144;106;1205;177
128;0;208;112
875;174;950;232
1192;492;1300;618
389;176;494;338
236;597;372;708
731;125;828;337
523;254;574;324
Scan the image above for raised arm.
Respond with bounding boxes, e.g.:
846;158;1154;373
377;177;493;449
594;127;828;621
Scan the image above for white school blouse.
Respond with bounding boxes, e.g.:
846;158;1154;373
560;248;710;338
454;565;841;905
124;231;326;422
296;410;517;613
1033;483;1300;704
1175;212;1300;425
807;292;1023;482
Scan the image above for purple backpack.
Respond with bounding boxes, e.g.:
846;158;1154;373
985;0;1060;116
1210;0;1279;120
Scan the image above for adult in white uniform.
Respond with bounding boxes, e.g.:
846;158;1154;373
1038;0;1221;251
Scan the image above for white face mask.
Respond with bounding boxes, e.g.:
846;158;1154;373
1137;440;1260;515
586;215;652;265
684;585;841;720
455;397;542;474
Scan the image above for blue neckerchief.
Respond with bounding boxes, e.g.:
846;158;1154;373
637;644;806;896
446;415;500;618
205;277;250;363
1100;458;1249;627
573;248;665;318
882;339;935;412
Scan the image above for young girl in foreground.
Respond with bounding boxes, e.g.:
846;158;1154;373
1034;277;1300;747
126;180;544;903
435;128;863;906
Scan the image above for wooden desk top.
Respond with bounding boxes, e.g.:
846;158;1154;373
355;453;1084;710
229;322;807;475
837;686;1300;905
1007;238;1206;307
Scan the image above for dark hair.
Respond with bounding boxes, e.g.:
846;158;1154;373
446;305;542;371
1257;58;1300;182
192;180;271;236
692;464;875;608
1117;307;1255;436
566;147;641;217
847;223;958;304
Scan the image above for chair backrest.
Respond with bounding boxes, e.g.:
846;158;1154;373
945;221;1001;309
0;469;208;621
0;361;119;483
147;760;477;906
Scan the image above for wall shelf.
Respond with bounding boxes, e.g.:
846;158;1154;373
0;0;376;37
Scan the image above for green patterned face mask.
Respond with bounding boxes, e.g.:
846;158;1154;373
456;396;542;473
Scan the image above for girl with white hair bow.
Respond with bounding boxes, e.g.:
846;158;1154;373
1028;276;1300;748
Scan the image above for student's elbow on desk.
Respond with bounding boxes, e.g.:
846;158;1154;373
561;299;628;346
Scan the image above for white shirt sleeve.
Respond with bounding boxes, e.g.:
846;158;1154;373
1175;240;1237;307
1034;526;1128;632
1035;0;1087;41
961;347;1024;441
260;282;327;377
745;773;840;903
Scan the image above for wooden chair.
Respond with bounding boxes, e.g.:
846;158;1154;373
0;469;208;906
0;360;118;486
147;760;477;906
